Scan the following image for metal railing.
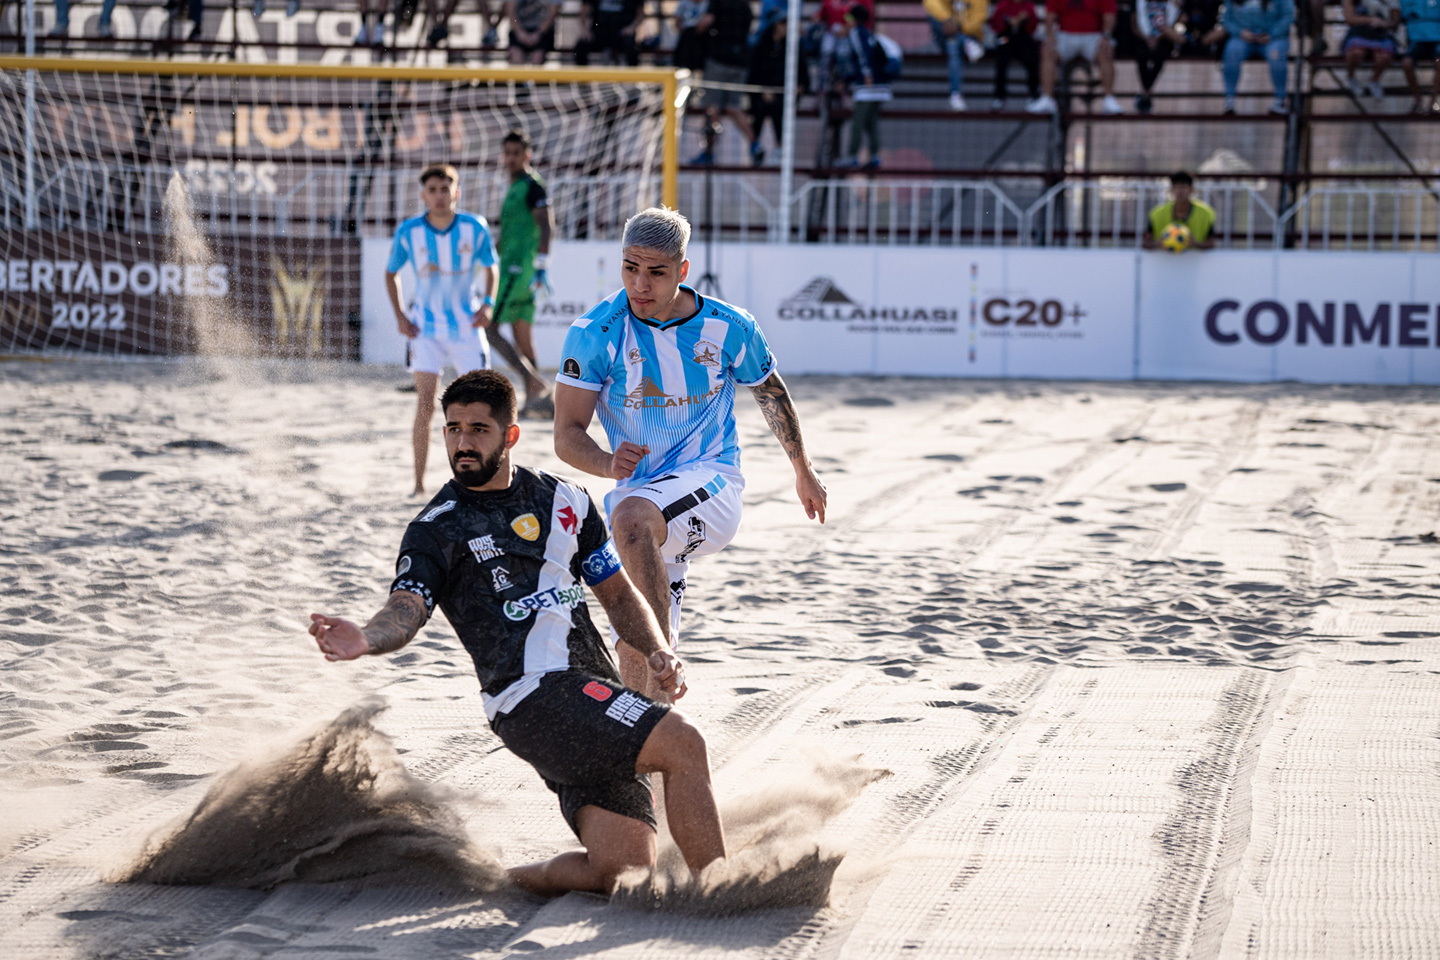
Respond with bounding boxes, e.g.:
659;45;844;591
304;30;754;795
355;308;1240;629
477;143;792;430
4;162;1439;252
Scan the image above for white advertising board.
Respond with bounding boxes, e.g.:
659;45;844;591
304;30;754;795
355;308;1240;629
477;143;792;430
1137;251;1440;384
361;238;1440;385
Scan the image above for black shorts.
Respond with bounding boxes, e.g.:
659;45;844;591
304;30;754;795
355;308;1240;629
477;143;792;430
490;670;669;838
511;26;554;55
1407;40;1440;61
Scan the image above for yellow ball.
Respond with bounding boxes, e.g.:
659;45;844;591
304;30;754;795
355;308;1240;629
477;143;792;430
1160;222;1192;253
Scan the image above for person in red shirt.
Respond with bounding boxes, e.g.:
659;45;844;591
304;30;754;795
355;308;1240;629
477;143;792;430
1027;0;1124;113
990;0;1042;107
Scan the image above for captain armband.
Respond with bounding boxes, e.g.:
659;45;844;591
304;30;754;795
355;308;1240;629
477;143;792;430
579;540;623;586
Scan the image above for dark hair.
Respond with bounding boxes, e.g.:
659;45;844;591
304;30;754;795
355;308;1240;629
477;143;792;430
502;129;531;150
1170;171;1194;186
419;163;459;185
440;370;517;426
848;3;871;24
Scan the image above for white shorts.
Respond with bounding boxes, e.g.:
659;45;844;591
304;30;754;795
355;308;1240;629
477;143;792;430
605;463;744;645
1055;31;1104;63
407;334;489;377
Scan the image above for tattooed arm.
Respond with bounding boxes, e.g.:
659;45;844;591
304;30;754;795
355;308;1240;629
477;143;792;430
309;591;429;661
749;372;828;523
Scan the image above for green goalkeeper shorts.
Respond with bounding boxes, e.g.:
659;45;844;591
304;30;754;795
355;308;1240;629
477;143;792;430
495;260;536;325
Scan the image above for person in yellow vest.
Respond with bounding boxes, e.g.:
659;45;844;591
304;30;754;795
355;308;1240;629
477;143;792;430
925;0;990;110
1143;171;1217;250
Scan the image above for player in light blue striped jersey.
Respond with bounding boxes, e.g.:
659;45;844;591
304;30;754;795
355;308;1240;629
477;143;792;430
554;208;826;700
385;163;499;495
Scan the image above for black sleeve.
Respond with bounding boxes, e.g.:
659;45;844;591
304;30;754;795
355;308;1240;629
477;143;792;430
577;491;609;558
390;524;448;617
526;177;549;210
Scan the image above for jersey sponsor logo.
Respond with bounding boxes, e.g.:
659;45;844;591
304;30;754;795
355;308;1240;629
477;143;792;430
623;376;722;410
583;680;613;701
468;534;504;562
459;242;472;256
419;500;457;523
503;583;585;620
396;555;412;576
562;357;582;378
558;505;578;534
605;690;652;728
692;341;721;367
491;566;514;592
511;513;541;541
581;540;623;585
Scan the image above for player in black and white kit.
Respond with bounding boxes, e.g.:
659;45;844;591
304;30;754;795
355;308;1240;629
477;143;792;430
309;370;726;895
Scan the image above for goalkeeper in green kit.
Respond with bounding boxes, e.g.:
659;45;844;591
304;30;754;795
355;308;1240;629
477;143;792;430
490;129;557;419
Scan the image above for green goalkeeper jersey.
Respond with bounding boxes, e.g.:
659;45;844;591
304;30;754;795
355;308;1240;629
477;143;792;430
499;171;548;267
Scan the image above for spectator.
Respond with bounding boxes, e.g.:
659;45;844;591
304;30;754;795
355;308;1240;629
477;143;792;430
1143;171;1217;249
753;0;788;41
1133;0;1185;112
506;0;559;62
816;0;875;81
425;0;504;50
47;0;120;38
1027;0;1124;114
1341;0;1400;98
691;0;755;163
838;4;892;168
1219;0;1295;114
990;0;1042;107
1400;0;1440;112
575;0;644;65
354;0;380;45
1175;0;1225;55
748;16;804;164
252;0;302;19
673;0;710;69
925;0;989;110
161;0;206;41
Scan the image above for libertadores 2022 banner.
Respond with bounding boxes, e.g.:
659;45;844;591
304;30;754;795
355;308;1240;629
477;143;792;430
1;232;361;360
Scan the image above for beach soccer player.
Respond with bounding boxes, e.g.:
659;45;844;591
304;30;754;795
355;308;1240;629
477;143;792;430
552;207;827;700
309;370;726;895
491;130;557;420
385;163;498;495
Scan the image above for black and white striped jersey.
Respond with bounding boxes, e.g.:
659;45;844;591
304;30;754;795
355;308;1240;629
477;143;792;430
390;467;625;720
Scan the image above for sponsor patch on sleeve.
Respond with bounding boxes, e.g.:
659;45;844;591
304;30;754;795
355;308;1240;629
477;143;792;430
580;540;623;586
562;357;582;378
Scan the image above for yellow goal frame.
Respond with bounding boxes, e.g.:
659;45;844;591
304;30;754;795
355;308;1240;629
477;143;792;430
0;56;688;209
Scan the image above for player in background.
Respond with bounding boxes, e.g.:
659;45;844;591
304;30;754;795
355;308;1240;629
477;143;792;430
492;130;557;420
310;371;726;895
1142;171;1217;250
385;163;498;495
553;208;827;701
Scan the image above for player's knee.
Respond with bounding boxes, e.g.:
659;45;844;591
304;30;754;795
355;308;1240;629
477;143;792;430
652;710;711;772
610;500;664;547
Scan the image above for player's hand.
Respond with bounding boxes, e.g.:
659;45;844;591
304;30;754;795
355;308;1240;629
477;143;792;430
610;441;650;480
472;304;492;329
530;268;552;298
796;465;827;523
648;648;688;700
396;314;419;338
310;614;371;661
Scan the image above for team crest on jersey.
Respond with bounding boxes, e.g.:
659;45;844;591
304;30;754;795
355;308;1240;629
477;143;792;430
627;347;644;365
511;513;541;541
419;500;457;523
692;341;720;367
491;566;514;592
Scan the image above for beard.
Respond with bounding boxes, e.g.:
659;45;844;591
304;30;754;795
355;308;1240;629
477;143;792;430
450;444;505;488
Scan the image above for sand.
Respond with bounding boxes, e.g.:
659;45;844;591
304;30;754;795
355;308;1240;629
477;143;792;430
3;359;1440;959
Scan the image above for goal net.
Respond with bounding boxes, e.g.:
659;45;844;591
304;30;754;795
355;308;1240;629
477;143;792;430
0;58;683;359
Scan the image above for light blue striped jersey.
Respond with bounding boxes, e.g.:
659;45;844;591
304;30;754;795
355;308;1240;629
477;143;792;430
557;285;777;491
386;212;498;340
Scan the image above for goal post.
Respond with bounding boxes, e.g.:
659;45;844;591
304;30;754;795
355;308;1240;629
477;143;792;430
0;55;688;358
